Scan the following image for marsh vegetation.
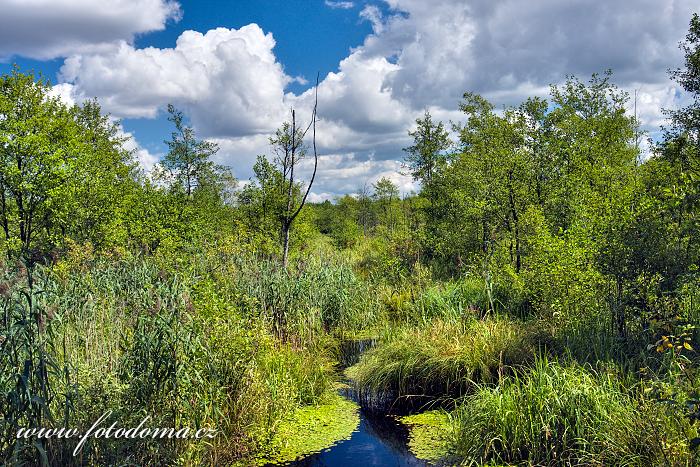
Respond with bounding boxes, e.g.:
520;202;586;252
2;12;700;467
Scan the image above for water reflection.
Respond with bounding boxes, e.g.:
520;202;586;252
285;407;427;467
275;338;429;467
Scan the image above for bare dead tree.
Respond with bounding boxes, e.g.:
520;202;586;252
279;74;319;268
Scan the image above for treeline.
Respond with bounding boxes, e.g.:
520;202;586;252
316;23;700;345
0;66;330;267
0;68;238;260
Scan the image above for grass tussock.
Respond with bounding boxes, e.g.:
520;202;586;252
451;358;695;466
346;317;555;403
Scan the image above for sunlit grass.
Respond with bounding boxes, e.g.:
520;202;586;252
451;358;693;466
346;317;555;402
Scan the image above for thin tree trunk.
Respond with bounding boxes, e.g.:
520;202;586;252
508;173;521;273
0;184;9;241
282;111;296;268
281;74;319;269
282;222;290;268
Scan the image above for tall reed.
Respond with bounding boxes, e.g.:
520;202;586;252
451;358;693;465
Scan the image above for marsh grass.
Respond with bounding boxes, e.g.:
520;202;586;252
375;271;533;327
226;254;379;341
4;238;693;465
451;358;694;466
410;278;486;323
0;263;76;464
0;247;365;465
346;317;556;406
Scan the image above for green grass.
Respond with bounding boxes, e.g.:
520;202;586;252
450;358;694;466
346;317;555;403
0;248;366;465
410;277;486;323
224;253;380;340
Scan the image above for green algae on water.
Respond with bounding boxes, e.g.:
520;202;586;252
400;410;454;463
257;393;360;465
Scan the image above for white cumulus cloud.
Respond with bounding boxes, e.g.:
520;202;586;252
16;0;700;197
0;0;180;60
59;26;290;137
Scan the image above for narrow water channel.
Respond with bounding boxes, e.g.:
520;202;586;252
285;339;429;466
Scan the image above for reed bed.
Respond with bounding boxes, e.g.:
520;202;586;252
450;358;693;466
0;248;370;465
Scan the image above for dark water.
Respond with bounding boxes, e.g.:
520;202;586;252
288;407;427;467
285;339;429;467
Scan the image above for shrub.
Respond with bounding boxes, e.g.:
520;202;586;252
411;277;485;323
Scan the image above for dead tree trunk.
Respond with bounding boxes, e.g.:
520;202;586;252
281;74;319;268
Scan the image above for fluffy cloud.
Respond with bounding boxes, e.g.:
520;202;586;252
289;50;414;159
47;82;77;107
214;140;418;201
300;0;696;173
211;134;271;180
59;26;290;137
30;0;700;196
627;83;689;131
371;0;695;108
0;0;180;60
55;21;421;187
122;131;161;173
296;153;418;200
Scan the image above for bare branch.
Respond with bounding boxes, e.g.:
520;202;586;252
290;72;320;224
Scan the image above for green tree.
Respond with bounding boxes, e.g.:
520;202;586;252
0;69;76;258
667;13;700;148
373;177;400;233
623;13;700;299
69;99;136;249
161;104;220;197
424;73;639;324
652;12;700;286
426;92;529;273
356;183;376;236
237;155;288;250
403;110;452;187
269;97;318;267
313;196;361;248
0;69;136;260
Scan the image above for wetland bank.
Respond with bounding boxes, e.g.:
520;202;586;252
261;339;438;466
3;11;700;466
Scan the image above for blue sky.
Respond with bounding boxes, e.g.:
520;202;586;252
0;0;697;200
1;0;379;173
135;0;375;91
1;1;377;87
